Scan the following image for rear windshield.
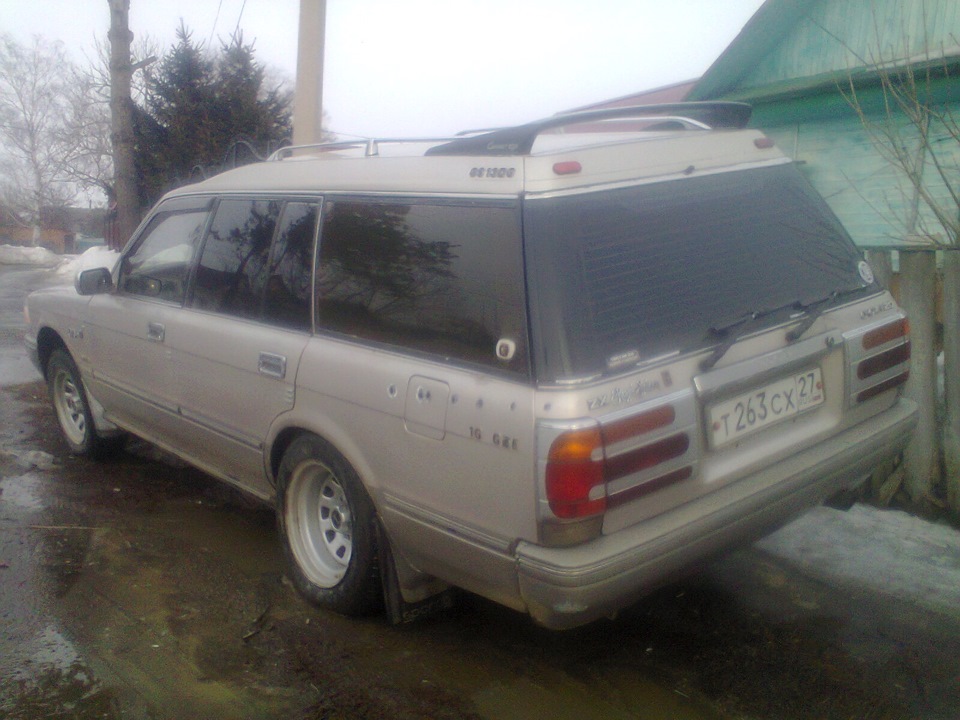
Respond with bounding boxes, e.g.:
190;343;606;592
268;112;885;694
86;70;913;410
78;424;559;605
523;162;876;383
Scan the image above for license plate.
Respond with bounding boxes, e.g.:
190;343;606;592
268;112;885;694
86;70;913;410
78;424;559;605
707;367;824;448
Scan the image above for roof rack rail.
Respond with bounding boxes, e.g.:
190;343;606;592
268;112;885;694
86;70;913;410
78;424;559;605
425;102;752;157
269;136;458;161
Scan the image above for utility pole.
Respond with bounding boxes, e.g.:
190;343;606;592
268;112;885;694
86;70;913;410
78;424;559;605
293;0;326;145
107;0;139;250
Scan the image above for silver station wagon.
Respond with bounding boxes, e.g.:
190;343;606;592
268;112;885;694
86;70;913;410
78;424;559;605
25;104;917;629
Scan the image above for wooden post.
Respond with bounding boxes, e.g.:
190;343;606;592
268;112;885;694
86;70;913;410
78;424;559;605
107;0;139;250
942;249;960;512
865;249;894;291
900;249;940;507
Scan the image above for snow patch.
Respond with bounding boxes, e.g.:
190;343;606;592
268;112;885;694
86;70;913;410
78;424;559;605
0;245;119;278
54;246;120;280
0;245;64;268
15;450;59;471
759;503;960;618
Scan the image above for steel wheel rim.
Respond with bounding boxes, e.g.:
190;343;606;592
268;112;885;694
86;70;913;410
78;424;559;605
53;368;87;446
287;459;353;587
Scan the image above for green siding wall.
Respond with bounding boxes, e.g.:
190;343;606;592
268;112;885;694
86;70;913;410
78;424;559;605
690;0;960;248
763;110;959;248
742;0;960;91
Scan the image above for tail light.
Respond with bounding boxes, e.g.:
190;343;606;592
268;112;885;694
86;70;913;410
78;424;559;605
845;316;911;404
541;399;696;545
545;427;606;519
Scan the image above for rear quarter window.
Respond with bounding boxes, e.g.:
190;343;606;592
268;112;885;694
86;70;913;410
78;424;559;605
316;199;529;378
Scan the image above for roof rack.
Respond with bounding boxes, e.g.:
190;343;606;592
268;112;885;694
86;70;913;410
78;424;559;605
425;102;752;157
269;137;458;161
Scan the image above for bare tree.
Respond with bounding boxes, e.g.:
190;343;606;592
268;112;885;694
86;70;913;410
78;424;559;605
0;35;81;244
64;33;160;205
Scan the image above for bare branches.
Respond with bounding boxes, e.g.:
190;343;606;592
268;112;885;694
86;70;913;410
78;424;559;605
838;14;960;248
0;34;84;241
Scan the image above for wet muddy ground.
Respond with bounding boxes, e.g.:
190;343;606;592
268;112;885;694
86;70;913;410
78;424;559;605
2;379;960;719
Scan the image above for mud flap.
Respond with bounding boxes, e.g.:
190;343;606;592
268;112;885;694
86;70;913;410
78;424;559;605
377;522;458;624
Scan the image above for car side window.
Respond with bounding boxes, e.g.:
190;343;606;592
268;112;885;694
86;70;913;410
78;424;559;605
262;201;317;332
191;199;281;319
316;199;529;377
118;199;210;304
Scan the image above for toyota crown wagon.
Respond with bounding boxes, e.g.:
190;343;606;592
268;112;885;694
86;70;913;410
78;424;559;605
25;103;917;629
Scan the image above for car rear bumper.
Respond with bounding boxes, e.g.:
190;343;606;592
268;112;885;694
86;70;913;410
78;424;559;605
515;397;918;629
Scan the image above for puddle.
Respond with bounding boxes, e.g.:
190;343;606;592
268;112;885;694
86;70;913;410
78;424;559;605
472;674;720;720
13;626;84;681
0;625;116;720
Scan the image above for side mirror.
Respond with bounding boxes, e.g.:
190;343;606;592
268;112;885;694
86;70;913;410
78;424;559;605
75;267;114;296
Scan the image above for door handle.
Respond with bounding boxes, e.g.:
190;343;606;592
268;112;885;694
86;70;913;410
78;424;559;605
147;322;165;343
258;352;287;379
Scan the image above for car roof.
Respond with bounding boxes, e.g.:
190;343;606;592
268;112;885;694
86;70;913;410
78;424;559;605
166;102;789;201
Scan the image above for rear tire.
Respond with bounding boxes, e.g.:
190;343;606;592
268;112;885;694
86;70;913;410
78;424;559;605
47;348;124;458
277;434;381;616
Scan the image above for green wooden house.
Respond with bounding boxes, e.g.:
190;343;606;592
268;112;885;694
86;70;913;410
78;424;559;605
687;0;960;251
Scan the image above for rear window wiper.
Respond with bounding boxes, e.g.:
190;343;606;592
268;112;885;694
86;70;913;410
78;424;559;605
785;286;868;343
700;300;802;371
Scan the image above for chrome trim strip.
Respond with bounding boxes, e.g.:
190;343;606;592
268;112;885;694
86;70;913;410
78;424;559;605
694;330;842;400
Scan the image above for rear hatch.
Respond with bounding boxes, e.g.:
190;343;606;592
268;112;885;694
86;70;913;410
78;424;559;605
526;160;910;538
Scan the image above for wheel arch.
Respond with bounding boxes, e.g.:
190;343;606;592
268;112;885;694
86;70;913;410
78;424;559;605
36;327;69;379
269;425;305;487
266;421;381;504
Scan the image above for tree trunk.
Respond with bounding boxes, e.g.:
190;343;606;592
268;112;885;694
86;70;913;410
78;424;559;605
900;249;940;507
943;250;960;512
108;0;139;250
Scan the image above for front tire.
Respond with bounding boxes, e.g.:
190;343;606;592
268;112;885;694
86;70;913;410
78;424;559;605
277;434;381;616
46;348;124;458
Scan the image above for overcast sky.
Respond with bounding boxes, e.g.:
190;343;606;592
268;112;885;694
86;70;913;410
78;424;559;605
3;0;766;137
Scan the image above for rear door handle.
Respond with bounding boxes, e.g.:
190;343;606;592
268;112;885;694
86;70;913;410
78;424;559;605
258;352;287;379
147;322;165;343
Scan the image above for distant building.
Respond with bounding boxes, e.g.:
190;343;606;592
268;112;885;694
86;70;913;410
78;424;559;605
0;205;108;254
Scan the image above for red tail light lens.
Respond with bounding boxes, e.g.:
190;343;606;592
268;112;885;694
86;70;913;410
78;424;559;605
862;318;909;350
545;427;606;519
857;343;912;379
608;466;694;508
605;434;690;479
544;404;692;521
602;405;675;444
852;317;911;402
857;372;910;402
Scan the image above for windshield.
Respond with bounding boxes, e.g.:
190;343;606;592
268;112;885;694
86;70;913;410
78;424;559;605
523;162;876;383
